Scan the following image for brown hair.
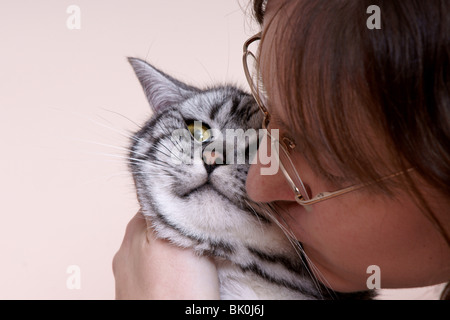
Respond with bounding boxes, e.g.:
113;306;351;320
252;0;449;297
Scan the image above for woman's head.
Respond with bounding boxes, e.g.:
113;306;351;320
245;0;450;292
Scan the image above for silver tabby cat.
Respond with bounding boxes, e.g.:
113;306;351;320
127;57;373;300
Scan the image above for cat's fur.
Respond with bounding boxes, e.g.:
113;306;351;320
127;57;373;300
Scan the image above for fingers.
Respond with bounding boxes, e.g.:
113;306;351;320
120;210;146;245
127;210;146;232
113;209;220;299
112;210;146;275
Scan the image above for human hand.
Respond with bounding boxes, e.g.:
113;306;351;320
112;211;220;299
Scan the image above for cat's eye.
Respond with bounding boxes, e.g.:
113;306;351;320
187;122;212;143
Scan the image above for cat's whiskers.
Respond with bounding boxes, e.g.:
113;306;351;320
80;169;170;188
151;145;183;163
243;200;267;234
87;113;144;145
255;204;323;296
50;106;149;157
71;138;149;160
263;203;335;299
57;107;183;180
155;121;183;154
99;107;144;129
277;228;329;297
79;171;136;187
84;151;148;165
67;115;161;166
169;136;184;154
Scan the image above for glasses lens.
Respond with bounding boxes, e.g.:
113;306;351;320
265;130;311;200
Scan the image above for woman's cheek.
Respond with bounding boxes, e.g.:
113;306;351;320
246;162;294;203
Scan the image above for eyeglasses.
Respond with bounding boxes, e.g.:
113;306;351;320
243;32;411;207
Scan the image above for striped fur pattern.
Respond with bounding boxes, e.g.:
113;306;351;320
127;58;373;300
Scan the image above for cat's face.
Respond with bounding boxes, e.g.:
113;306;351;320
128;58;264;249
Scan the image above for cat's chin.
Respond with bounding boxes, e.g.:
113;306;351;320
177;182;212;198
176;181;245;209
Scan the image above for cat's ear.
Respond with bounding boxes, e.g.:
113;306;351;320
128;57;199;112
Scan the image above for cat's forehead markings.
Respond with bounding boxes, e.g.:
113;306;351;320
210;98;234;122
209;98;228;121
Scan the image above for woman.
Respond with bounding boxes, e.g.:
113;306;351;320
113;0;450;299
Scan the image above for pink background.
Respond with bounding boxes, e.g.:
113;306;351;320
0;0;443;299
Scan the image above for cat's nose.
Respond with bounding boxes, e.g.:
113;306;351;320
203;150;223;174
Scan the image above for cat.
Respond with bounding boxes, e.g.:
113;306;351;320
127;57;373;300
